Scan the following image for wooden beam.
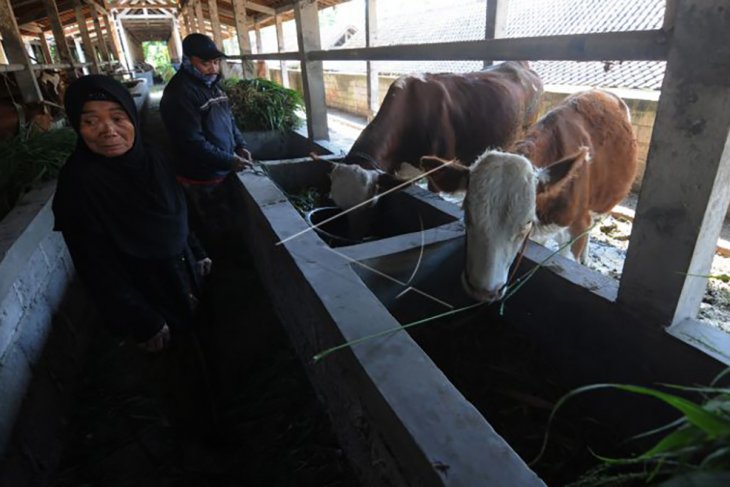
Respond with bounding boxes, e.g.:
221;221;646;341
105;12;126;70
193;0;204;34
90;2;111;69
116;17;135;70
308;30;669;62
274;12;288;87
294;0;328;140
207;0;229;75
38;31;53;63
42;0;79;78
181;6;192;35
231;0;253;77
245;1;275;16
74;0;99;72
114;2;177;9
365;0;377;119
170;14;183;62
0;0;42;102
483;0;508;67
0;63;25;72
618;0;730;327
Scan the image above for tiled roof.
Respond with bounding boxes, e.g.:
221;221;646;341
327;0;666;91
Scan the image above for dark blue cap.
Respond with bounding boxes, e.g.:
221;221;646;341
182;33;226;60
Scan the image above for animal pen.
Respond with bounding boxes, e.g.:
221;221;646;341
1;0;730;486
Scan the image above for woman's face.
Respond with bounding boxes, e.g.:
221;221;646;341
79;100;135;157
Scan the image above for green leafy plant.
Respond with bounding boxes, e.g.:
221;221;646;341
222;77;304;132
0;127;76;221
534;369;730;487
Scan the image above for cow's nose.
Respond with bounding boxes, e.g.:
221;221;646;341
461;273;505;303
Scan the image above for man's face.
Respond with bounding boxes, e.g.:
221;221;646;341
190;56;221;76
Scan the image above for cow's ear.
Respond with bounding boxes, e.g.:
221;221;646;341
538;147;589;192
420;156;469;193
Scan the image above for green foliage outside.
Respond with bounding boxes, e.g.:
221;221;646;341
221;78;304;132
0;127;76;221
537;367;730;486
142;41;175;82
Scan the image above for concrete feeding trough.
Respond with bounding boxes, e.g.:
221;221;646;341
233;151;727;485
234;157;545;486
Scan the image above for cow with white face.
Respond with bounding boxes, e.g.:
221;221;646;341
329;61;544;210
421;90;638;302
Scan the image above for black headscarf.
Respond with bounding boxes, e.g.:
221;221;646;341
53;75;189;259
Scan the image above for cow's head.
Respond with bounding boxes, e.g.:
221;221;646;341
328;162;403;210
421;148;588;302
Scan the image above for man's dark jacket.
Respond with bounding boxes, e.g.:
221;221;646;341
160;69;246;181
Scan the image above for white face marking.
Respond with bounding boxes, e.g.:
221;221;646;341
329;164;379;210
462;150;538;302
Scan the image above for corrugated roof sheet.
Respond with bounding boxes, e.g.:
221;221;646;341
328;0;666;91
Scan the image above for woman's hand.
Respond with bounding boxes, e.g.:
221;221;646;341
197;257;213;276
138;323;170;352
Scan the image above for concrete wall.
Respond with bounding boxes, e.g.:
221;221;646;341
0;182;87;459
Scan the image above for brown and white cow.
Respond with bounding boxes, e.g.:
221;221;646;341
329;61;544;209
421;89;638;302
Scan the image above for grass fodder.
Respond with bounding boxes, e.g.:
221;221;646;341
0;126;76;221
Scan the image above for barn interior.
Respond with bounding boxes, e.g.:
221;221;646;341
1;1;730;486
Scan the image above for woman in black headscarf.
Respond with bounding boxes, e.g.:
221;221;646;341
53;75;211;352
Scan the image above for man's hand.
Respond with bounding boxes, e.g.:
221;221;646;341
236;147;252;161
197;257;213;276
138;323;170;352
232;154;253;171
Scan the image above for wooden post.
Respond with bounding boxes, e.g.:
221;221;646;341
231;0;253;78
74;0;99;73
42;0;78;78
618;0;730;326
194;0;205;35
105;11;125;70
254;21;268;78
116;17;134;71
207;0;228;76
483;0;508;68
90;3;110;70
171;15;183;63
182;6;192;35
274;12;288;87
0;0;42;102
365;0;378;120
38;32;53;63
294;0;328;140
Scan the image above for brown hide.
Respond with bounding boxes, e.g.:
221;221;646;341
0;102;53;140
345;61;544;175
513;90;638;257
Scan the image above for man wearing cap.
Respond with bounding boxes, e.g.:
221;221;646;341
160;33;251;251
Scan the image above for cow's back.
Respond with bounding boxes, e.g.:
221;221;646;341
516;89;638;216
346;61;543;171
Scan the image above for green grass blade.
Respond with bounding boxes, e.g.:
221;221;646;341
612;385;730;438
